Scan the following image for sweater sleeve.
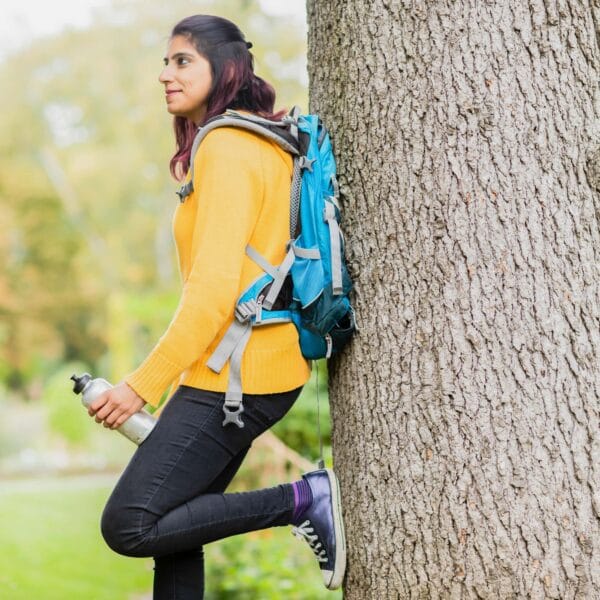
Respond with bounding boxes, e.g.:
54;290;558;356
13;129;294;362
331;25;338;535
125;129;264;406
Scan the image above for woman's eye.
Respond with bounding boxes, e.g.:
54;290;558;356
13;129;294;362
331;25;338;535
177;57;190;66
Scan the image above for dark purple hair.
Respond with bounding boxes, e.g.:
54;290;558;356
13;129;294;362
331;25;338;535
168;15;285;180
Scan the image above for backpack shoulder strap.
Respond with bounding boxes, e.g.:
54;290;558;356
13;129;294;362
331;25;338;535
176;110;301;202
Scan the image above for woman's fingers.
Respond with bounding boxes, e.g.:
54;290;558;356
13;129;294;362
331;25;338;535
104;405;134;428
95;398;117;422
89;391;122;424
88;392;108;416
103;408;124;428
87;384;146;429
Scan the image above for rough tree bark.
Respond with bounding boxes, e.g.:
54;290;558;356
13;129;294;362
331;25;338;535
307;1;600;598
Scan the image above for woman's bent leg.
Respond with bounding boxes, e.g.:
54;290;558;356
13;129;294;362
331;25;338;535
100;385;299;558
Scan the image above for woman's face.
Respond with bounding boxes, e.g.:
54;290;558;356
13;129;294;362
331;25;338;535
159;35;213;124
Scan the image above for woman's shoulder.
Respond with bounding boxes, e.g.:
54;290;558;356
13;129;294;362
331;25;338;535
195;121;289;170
201;124;262;150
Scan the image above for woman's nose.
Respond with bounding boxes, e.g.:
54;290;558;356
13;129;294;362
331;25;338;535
159;66;173;83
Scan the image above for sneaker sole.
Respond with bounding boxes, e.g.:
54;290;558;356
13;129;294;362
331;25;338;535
324;468;346;590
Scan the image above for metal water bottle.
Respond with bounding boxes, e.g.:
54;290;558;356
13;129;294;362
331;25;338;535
70;373;156;445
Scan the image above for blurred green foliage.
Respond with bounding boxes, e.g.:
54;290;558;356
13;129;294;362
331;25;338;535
206;529;342;599
272;359;332;461
42;361;95;444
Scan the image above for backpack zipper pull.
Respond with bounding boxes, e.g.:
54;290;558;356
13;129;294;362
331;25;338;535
255;295;264;324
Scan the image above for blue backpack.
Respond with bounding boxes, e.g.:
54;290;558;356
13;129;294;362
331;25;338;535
177;108;356;427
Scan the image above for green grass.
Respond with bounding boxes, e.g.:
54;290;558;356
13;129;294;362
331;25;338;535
0;474;342;599
0;475;151;600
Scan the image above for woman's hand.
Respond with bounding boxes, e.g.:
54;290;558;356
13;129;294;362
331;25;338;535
88;382;147;430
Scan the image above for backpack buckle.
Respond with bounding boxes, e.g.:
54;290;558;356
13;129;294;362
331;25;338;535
222;402;245;428
298;156;316;172
235;300;257;323
323;203;337;222
283;107;301;140
176;181;193;203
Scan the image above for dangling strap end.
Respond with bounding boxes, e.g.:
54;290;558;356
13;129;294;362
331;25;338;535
206;354;225;374
315;360;325;468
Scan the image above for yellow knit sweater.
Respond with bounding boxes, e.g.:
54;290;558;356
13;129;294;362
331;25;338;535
125;125;311;409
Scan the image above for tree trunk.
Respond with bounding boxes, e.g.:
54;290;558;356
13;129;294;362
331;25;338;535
307;1;600;598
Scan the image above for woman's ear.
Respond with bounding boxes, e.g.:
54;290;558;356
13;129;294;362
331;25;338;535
224;61;235;84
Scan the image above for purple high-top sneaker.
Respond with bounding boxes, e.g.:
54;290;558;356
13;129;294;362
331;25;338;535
291;468;346;590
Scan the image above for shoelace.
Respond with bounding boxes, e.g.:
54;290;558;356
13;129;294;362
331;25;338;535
291;519;328;563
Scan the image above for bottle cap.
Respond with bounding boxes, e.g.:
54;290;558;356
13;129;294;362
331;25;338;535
70;373;92;394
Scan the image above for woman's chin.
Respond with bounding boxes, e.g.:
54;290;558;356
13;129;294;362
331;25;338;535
164;101;204;123
165;104;189;119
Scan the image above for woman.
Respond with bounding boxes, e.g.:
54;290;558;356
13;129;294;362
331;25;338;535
87;14;346;598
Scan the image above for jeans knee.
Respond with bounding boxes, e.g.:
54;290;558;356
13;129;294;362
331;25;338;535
101;501;151;557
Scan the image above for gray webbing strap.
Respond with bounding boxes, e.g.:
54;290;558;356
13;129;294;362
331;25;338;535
264;248;295;308
225;109;290;129
221;324;252;428
324;202;343;295
245;245;295;310
246;245;278;279
292;245;320;259
206;319;250;373
206;318;253;428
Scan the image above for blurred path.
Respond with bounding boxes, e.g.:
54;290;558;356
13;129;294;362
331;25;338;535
0;471;120;493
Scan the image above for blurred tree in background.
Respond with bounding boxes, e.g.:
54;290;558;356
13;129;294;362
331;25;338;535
0;0;307;397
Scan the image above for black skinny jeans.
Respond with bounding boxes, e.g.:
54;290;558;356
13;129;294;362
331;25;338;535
100;385;301;598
